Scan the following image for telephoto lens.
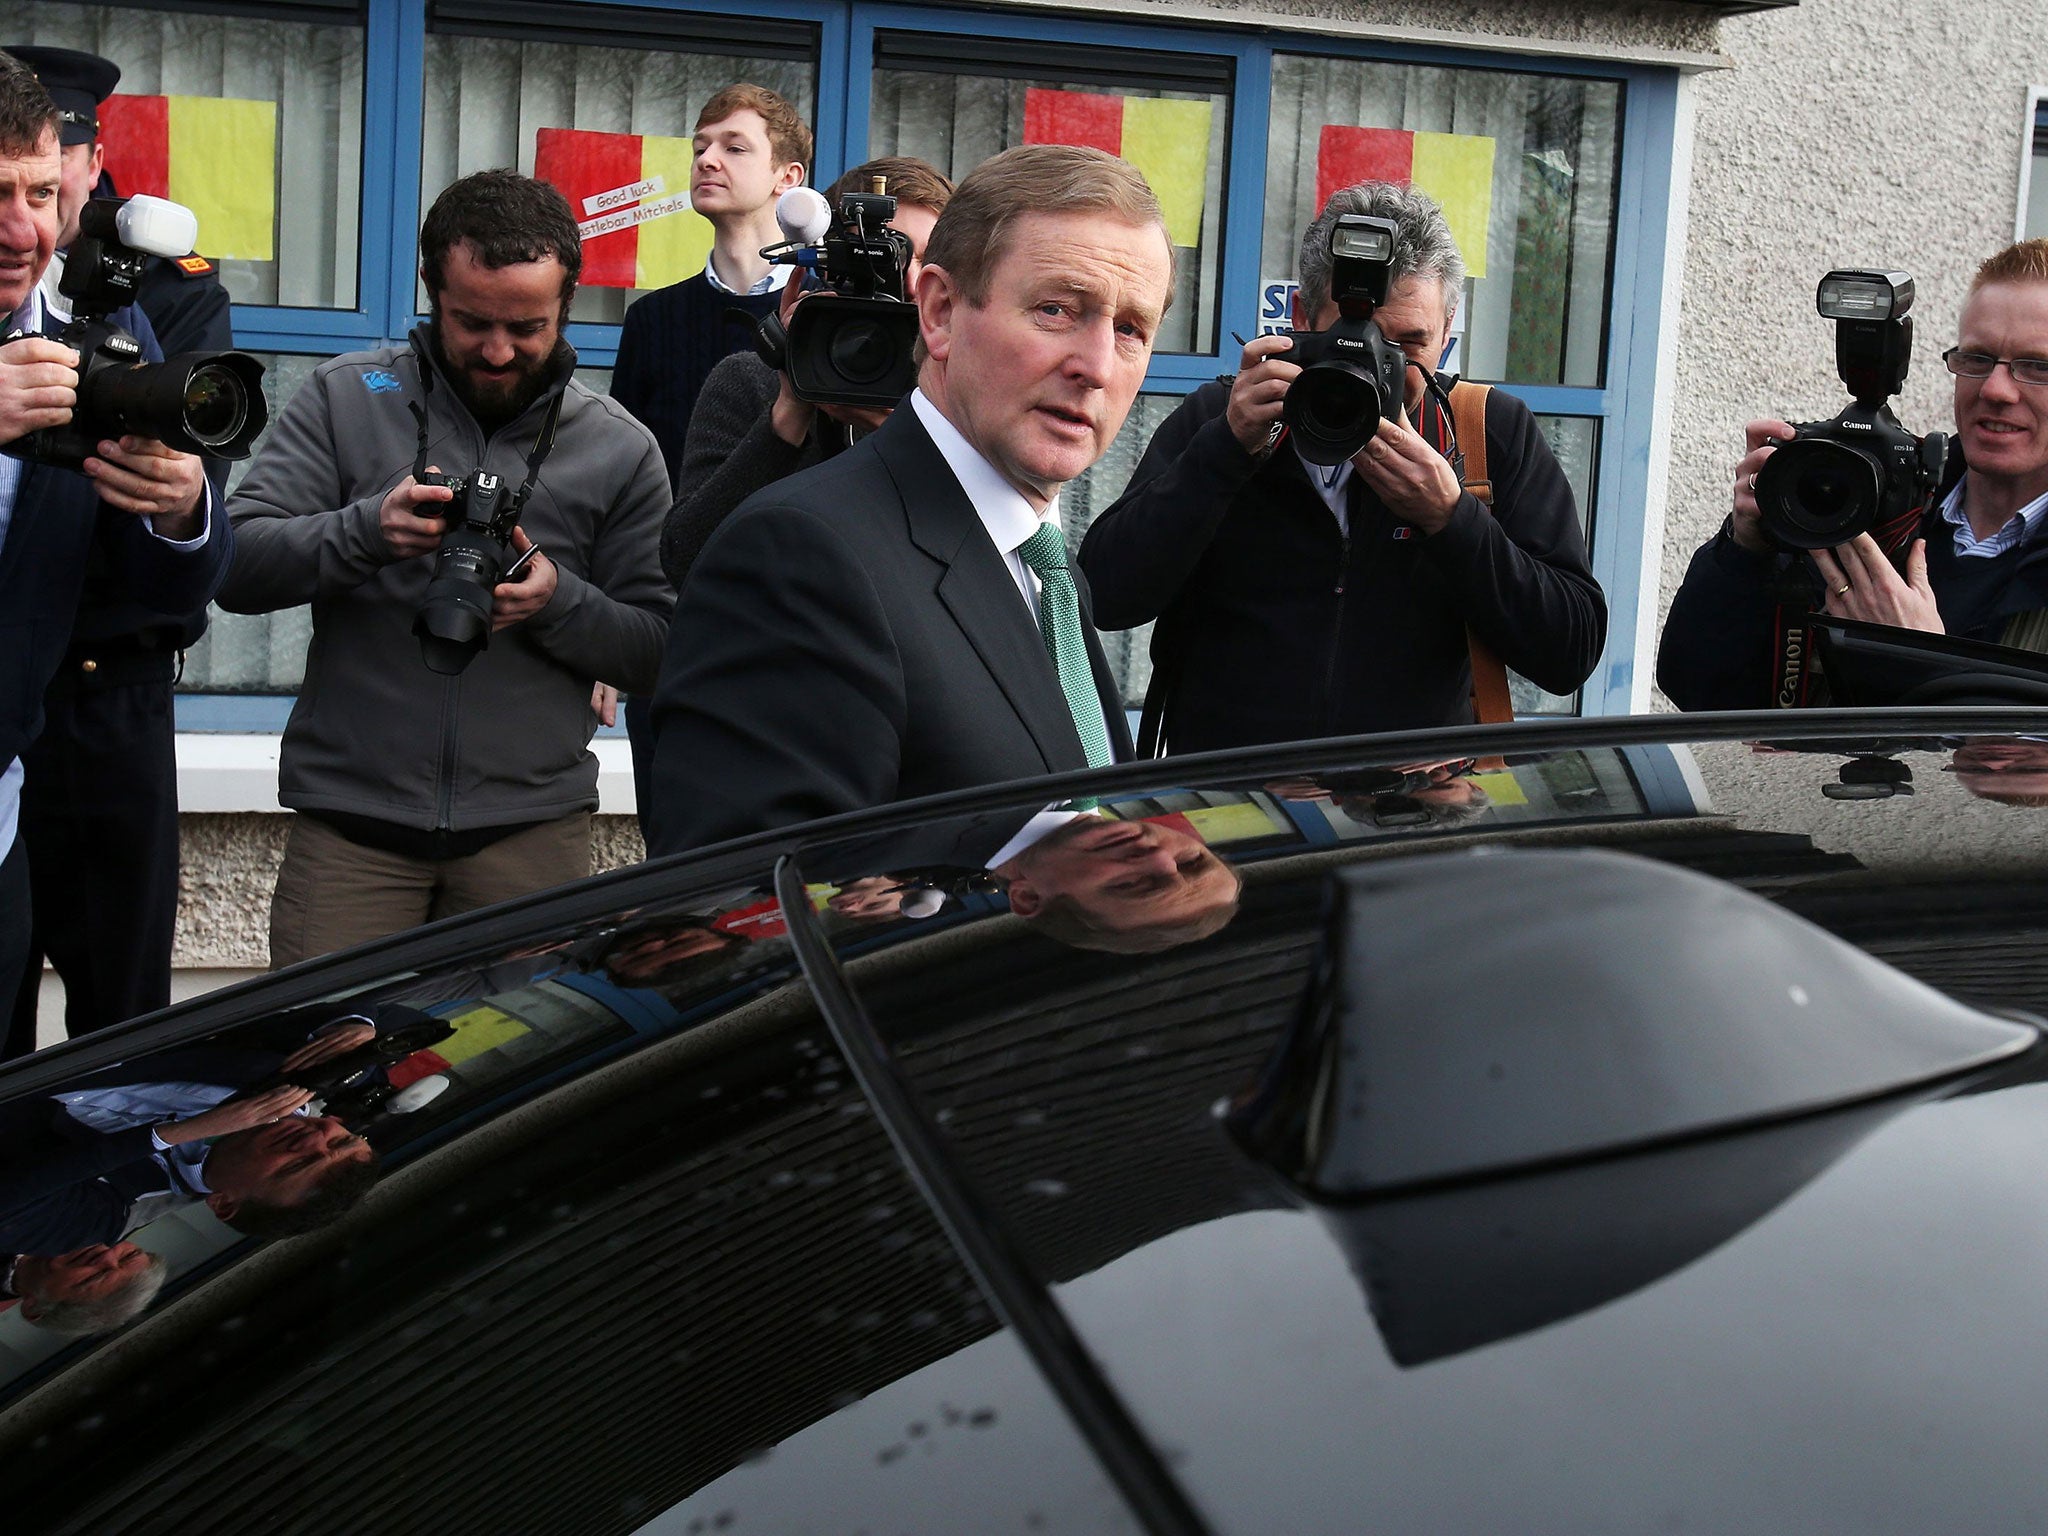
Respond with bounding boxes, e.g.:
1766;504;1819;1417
84;349;269;459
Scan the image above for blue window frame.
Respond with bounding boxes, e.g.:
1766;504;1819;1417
178;0;1681;730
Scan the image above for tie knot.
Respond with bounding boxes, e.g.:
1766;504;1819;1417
1017;521;1069;575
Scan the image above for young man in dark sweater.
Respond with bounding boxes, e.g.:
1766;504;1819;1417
609;83;811;493
1660;240;2048;709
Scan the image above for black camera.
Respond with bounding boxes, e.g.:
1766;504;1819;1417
407;355;563;675
755;181;919;409
1272;214;1411;466
4;195;266;469
1752;270;1948;551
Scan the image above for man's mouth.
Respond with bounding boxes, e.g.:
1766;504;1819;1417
1036;405;1095;436
1975;419;2027;436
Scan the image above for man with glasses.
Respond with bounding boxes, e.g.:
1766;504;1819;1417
1077;181;1604;752
1661;240;2048;709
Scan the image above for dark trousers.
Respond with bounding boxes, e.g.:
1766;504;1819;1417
0;838;28;1053
4;661;180;1059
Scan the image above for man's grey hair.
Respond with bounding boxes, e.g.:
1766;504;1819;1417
21;1252;169;1338
1297;182;1466;322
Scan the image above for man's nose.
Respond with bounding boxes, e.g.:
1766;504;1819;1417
481;332;515;366
1064;317;1116;387
1979;358;2025;401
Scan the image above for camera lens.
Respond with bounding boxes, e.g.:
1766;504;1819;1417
1755;439;1882;550
1286;365;1384;467
827;318;894;386
181;365;248;446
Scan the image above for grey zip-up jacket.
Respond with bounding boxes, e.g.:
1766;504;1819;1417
219;330;673;832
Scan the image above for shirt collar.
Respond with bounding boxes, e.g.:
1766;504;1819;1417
703;257;792;298
909;388;1060;556
1938;479;2048;552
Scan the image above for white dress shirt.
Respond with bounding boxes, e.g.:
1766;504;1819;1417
909;389;1061;629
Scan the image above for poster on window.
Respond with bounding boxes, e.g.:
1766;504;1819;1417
1314;126;1495;279
97;93;278;263
534;128;712;291
1020;87;1211;249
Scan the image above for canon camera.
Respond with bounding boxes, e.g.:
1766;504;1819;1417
4;195;266;470
1271;213;1411;466
755;181;919;409
1752;270;1948;551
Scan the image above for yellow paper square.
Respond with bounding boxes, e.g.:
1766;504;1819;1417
1121;97;1213;249
635;133;714;290
167;95;276;262
1469;770;1527;806
434;1004;532;1066
1183;802;1286;843
1410;131;1495;279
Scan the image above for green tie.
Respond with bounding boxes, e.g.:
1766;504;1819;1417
1017;521;1114;769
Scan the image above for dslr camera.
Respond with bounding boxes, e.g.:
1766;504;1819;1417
755;181;919;410
4;195;266;469
407;361;562;676
1752;270;1948;551
1271;214;1411;466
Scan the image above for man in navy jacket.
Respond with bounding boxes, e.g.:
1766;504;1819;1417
0;52;229;1042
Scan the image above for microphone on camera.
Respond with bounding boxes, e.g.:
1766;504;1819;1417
775;186;833;244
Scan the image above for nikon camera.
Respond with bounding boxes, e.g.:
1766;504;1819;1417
755;181;919;410
1752;270;1948;551
4;195;267;469
1271;213;1411;466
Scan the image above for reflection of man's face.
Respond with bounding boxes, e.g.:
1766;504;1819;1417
204;1115;371;1211
14;1242;151;1306
1001;816;1239;938
604;923;731;985
1949;738;2048;802
828;876;907;920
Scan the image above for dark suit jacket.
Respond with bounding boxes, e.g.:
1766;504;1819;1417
0;301;233;770
647;406;1131;856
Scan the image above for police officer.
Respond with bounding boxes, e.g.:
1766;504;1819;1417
3;46;235;1056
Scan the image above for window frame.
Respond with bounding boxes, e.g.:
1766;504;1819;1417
178;0;1686;742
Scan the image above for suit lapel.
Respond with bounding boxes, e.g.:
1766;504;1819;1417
872;409;1091;772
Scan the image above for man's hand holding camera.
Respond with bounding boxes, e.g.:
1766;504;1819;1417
490;525;555;630
377;470;456;559
1225;333;1298;456
1733;416;1943;634
1354;411;1462;535
1;335;205;536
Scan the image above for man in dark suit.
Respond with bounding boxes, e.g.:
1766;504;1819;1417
0;52;229;1035
647;145;1174;855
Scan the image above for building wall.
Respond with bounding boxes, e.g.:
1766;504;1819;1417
1664;0;2039;668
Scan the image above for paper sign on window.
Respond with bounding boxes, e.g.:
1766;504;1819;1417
98;93;278;263
534;128;710;291
1021;87;1211;248
1315;126;1495;279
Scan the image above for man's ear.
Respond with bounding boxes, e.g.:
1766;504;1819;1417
1290;289;1308;331
778;159;806;194
1005;876;1043;919
916;263;960;365
204;1192;239;1223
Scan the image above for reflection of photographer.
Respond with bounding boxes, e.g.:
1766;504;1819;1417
217;171;673;968
1662;242;2048;710
0;51;230;1034
1079;180;1604;751
660;158;951;588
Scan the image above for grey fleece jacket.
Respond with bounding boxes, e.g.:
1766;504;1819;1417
219;331;673;832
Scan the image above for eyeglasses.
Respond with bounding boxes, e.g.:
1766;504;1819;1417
1941;347;2048;386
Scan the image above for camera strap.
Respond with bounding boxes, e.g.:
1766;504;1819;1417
406;332;567;498
1443;380;1514;731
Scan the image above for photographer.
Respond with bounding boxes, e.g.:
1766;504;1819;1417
1660;241;2048;710
6;45;238;1055
218;170;672;968
0;52;227;1039
1077;181;1604;752
660;156;951;588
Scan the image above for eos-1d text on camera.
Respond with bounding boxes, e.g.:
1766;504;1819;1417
1752;269;1948;552
754;180;919;410
4;194;267;469
1272;213;1411;466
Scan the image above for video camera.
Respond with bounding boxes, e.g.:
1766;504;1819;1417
755;181;919;410
1272;214;1411;466
1752;270;1948;551
407;339;564;675
4;195;267;469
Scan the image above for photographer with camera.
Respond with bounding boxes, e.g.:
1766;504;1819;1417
5;45;240;1057
1661;243;2048;710
1078;182;1603;753
660;156;951;588
218;171;672;969
0;52;229;1040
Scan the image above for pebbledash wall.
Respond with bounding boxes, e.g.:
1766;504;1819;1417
13;0;2037;988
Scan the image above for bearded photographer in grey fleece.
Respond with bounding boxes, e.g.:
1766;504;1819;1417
218;170;672;968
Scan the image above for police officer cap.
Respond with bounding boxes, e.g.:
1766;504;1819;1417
5;46;121;148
